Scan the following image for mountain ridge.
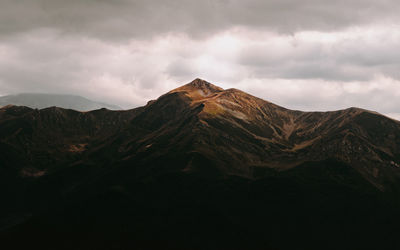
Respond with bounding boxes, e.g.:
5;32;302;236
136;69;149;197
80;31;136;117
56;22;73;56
1;78;399;191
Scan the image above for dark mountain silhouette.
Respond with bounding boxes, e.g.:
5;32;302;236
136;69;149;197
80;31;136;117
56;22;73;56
1;79;400;250
0;93;121;111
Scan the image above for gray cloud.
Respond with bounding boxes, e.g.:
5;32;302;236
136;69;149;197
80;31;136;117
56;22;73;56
237;28;400;81
1;0;400;39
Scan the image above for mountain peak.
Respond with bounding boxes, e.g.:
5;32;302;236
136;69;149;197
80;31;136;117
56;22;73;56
169;78;224;100
188;78;223;90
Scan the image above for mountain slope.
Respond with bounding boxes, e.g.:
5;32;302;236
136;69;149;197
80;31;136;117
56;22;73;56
0;93;121;111
0;105;142;178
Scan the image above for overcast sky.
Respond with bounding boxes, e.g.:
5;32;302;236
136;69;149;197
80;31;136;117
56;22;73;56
1;0;399;119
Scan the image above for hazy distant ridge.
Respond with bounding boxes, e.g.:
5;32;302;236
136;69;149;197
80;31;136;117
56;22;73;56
0;93;121;111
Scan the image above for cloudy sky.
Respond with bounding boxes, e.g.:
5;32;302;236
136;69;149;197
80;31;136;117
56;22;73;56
1;0;399;119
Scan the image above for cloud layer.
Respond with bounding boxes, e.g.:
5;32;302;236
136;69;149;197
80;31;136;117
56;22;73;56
2;0;400;38
0;0;399;119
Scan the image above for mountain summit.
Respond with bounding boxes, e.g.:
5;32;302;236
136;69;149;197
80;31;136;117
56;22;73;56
169;78;224;98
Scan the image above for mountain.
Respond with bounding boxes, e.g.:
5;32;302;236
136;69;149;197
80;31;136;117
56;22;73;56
0;93;121;111
91;78;400;190
1;78;400;250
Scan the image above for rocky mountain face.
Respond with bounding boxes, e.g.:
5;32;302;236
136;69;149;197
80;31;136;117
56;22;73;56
1;79;400;250
0;93;121;111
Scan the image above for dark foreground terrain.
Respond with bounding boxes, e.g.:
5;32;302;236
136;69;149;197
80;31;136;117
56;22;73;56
1;79;400;250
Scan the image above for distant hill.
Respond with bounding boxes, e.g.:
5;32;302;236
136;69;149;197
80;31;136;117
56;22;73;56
0;93;121;111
